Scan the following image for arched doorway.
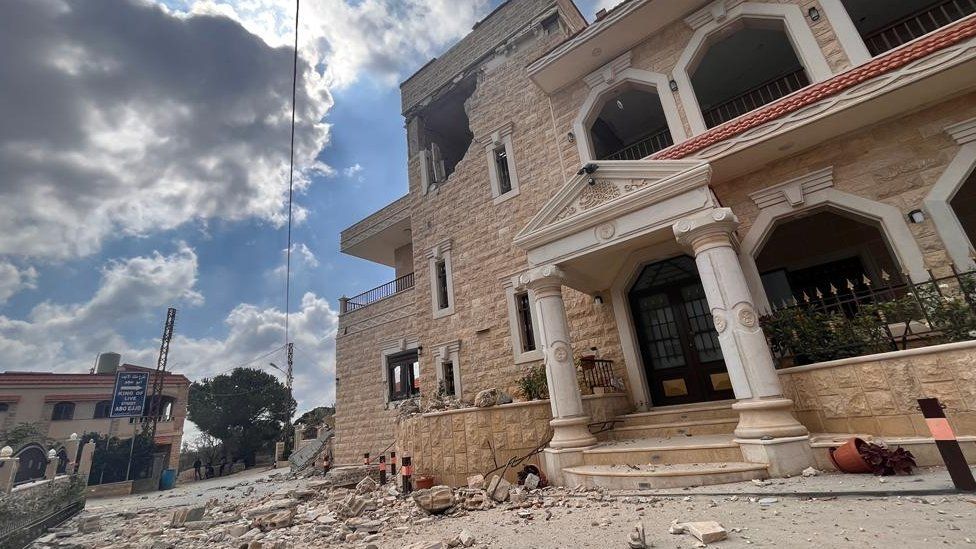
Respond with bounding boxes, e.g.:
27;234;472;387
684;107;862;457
628;256;733;406
756;209;902;305
14;444;47;485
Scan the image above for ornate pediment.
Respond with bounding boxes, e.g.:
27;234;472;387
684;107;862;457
516;160;711;251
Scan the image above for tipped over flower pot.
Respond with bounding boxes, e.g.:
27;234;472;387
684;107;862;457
829;437;873;473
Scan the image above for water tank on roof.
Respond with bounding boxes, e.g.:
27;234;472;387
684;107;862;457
96;352;121;374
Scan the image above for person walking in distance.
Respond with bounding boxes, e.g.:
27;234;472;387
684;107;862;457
193;458;202;481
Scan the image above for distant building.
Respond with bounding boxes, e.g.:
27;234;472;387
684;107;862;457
0;354;189;470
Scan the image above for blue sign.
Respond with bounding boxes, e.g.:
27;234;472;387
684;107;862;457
110;371;149;418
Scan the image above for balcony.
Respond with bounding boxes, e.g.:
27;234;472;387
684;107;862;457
701;68;810;129
340;195;412;268
603;127;674;160
340;272;415;313
861;0;976;56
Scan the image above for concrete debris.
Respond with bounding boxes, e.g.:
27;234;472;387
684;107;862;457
456;488;491;511
474;388;501;407
356;476;378;494
77;516;101;534
170;505;206;527
670;520;728;544
758;497;779;506
403;543;445;549
628;522;647;549
251;508;296;531
487;475;511;502
466;474;485;489
337;493;368;518
751;479;770;487
523;473;540;490
242;498;297;518
801;467;821;477
412;485;455;514
458;529;477;547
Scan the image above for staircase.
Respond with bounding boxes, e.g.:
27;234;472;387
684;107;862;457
562;401;770;489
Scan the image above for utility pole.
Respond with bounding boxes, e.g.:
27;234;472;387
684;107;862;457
286;342;294;390
148;307;177;442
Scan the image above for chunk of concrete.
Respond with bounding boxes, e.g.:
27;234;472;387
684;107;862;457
356;476;377;494
669;520;727;544
412;485;455;514
466;474;485;489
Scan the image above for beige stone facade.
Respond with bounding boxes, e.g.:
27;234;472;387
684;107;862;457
335;0;976;485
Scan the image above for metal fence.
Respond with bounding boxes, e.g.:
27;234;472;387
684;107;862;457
603;127;674;160
580;358;616;391
760;267;976;368
343;272;415;313
0;475;86;549
702;67;810;128
863;0;976;56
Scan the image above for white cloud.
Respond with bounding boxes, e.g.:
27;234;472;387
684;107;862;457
342;163;364;180
0;0;331;260
177;0;491;88
0;262;37;304
296;243;319;268
0;245;338;417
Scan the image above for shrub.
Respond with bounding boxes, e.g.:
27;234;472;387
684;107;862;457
516;365;549;401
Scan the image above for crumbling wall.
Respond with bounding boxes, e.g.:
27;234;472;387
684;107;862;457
396;394;630;487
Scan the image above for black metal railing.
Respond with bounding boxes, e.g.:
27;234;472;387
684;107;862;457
343;272;415;313
580;358;616;390
862;0;976;56
761;267;976;368
602;127;674;160
702;67;810;128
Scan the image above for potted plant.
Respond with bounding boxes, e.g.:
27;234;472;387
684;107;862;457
830;437;916;475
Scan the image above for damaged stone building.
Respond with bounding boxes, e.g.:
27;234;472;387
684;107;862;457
335;0;976;488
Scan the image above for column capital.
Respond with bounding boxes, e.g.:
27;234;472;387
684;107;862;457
673;208;740;253
520;264;566;294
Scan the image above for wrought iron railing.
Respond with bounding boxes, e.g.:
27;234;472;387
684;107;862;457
701;67;810;128
761;267;976;368
602;127;674;160
0;475;86;549
343;272;415;313
580;358;616;390
862;0;976;56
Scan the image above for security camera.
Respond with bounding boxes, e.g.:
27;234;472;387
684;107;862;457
576;163;598;176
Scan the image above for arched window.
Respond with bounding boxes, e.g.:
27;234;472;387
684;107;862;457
691;21;809;128
51;401;75;421
93;400;112;419
588;85;673;160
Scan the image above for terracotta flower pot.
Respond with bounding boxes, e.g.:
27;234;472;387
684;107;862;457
414;475;435;489
829;437;872;473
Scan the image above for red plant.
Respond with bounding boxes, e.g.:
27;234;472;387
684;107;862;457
858;442;917;476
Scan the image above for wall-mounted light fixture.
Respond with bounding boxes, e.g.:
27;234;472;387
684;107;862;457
669;79;678;92
908;209;926;223
807;7;821;21
416;345;424;356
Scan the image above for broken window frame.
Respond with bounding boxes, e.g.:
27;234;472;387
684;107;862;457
387;350;420;402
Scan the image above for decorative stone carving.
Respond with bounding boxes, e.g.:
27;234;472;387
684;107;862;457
595;223;615;240
713;313;727;333
577;180;621;211
737;308;757;328
552;343;570;363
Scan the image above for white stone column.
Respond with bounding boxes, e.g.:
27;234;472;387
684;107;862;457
44;449;58;480
522;265;597;450
77;441;95;481
674;209;812;475
0;446;19;494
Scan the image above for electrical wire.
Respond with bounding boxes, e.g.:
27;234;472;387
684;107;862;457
283;0;300;349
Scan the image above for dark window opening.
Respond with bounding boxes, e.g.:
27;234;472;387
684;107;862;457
494;146;513;194
691;22;809;128
51;401;75;421
0;403;8;412
841;0;975;56
442;361;456;397
388;350;420;401
516;291;536;353
416;75;477;184
93;400;111;419
757;209;902;308
435;259;450;310
143;395;176;420
950;150;976;247
589;86;673;160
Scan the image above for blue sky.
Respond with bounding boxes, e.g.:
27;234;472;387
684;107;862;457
0;0;611;430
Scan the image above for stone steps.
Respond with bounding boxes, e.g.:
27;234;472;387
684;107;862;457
581;434;744;466
616;401;737;427
562;462;769;490
611;417;739;440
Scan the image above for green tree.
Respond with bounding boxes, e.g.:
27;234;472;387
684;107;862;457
187;368;294;466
